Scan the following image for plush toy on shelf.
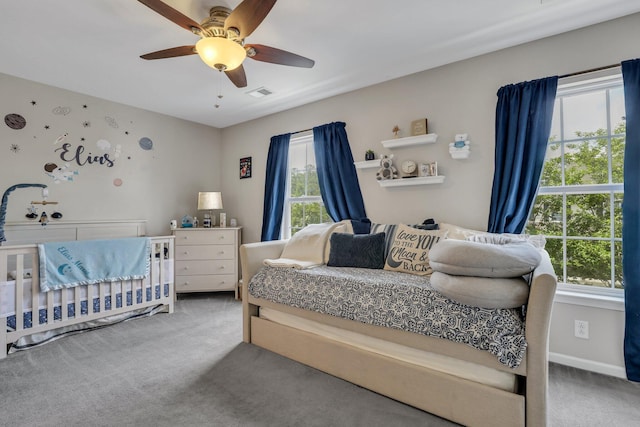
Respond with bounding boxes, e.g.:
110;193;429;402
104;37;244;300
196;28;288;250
376;154;398;180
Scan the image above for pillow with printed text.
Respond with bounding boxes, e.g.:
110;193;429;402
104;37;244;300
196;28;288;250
383;224;447;276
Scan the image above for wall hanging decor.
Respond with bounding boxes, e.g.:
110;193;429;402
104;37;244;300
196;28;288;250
4;113;26;130
240;156;252;179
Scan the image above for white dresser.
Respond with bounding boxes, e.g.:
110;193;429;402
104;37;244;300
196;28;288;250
172;227;242;293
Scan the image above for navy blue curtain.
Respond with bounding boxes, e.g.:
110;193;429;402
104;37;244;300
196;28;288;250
487;76;558;233
622;58;640;382
313;122;368;223
260;133;291;241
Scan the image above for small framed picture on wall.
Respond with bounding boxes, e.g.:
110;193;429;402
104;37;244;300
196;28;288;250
240;156;252;179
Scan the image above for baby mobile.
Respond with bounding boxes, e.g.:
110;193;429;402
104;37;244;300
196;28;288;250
26;187;62;225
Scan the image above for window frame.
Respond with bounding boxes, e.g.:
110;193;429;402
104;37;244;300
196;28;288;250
281;132;328;239
528;68;625;299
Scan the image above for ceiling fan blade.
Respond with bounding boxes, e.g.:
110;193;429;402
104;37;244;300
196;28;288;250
138;0;203;33
225;65;248;88
225;0;277;39
140;45;196;60
246;44;315;68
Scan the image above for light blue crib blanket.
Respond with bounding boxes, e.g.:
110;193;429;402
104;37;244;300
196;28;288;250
38;237;150;292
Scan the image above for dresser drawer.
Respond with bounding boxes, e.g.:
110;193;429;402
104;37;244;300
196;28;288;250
175;259;235;276
175;274;236;292
173;229;236;245
175;244;235;260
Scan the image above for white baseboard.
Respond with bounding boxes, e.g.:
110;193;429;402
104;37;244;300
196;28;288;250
549;352;627;379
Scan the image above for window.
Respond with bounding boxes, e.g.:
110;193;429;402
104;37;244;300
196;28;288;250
282;133;331;238
526;70;625;296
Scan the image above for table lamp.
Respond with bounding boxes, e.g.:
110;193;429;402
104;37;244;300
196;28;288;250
197;192;223;228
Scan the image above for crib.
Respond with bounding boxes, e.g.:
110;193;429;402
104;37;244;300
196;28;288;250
0;236;175;358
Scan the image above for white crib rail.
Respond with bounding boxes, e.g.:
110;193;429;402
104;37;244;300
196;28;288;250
1;236;175;358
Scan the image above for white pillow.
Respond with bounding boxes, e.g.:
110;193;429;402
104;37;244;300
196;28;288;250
279;222;342;265
430;271;530;309
429;239;541;278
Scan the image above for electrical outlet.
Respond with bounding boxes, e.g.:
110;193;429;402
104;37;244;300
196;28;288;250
574;320;589;339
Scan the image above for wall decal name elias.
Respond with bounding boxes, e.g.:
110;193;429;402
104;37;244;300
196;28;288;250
55;143;115;168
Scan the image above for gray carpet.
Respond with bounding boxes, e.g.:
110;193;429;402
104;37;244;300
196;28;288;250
1;293;639;426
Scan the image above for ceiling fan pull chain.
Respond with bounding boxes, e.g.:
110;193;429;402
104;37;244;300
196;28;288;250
215;70;223;109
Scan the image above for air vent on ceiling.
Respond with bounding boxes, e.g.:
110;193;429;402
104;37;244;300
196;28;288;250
246;87;273;98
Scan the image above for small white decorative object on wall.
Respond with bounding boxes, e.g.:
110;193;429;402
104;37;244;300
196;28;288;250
449;133;471;159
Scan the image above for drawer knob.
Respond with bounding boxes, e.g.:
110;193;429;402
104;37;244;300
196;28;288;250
182;281;189;286
183;251;189;255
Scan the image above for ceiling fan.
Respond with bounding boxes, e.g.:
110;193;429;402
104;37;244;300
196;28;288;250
137;0;315;88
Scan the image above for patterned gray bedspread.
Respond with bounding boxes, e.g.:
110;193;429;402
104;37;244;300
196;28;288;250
249;266;527;368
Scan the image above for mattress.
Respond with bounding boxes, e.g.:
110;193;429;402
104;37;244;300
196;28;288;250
260;307;517;392
249;265;527;368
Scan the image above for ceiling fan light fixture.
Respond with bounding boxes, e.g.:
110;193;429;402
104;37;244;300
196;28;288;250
196;37;246;71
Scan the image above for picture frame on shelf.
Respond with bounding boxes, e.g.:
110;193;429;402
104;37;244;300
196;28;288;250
240;156;252;179
429;161;438;176
411;118;428;136
420;161;438;177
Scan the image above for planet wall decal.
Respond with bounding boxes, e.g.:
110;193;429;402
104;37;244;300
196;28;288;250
4;113;26;130
138;137;153;150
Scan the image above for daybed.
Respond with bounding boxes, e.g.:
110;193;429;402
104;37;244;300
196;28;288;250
241;222;557;427
1;235;175;357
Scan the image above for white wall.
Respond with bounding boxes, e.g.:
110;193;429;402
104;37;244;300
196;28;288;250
220;13;640;377
0;73;222;236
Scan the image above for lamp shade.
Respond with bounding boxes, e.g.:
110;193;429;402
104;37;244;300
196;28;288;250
196;37;246;71
198;192;223;210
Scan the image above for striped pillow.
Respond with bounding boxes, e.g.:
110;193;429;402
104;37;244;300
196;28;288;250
369;223;399;259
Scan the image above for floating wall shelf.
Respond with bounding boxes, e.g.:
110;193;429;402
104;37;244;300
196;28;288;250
377;176;445;188
354;160;381;170
380;133;438;149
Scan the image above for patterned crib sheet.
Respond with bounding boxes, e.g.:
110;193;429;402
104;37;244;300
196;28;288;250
249;266;527;368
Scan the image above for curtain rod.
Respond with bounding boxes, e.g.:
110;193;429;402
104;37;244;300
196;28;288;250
559;63;620;79
291;128;312;135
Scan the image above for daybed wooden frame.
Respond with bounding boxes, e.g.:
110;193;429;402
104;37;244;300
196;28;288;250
241;240;557;427
1;236;175;359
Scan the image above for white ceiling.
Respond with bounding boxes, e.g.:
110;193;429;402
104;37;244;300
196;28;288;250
1;0;639;129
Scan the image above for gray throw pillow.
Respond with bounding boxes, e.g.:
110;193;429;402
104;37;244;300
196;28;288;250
429;239;541;278
430;271;530;309
328;232;386;269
